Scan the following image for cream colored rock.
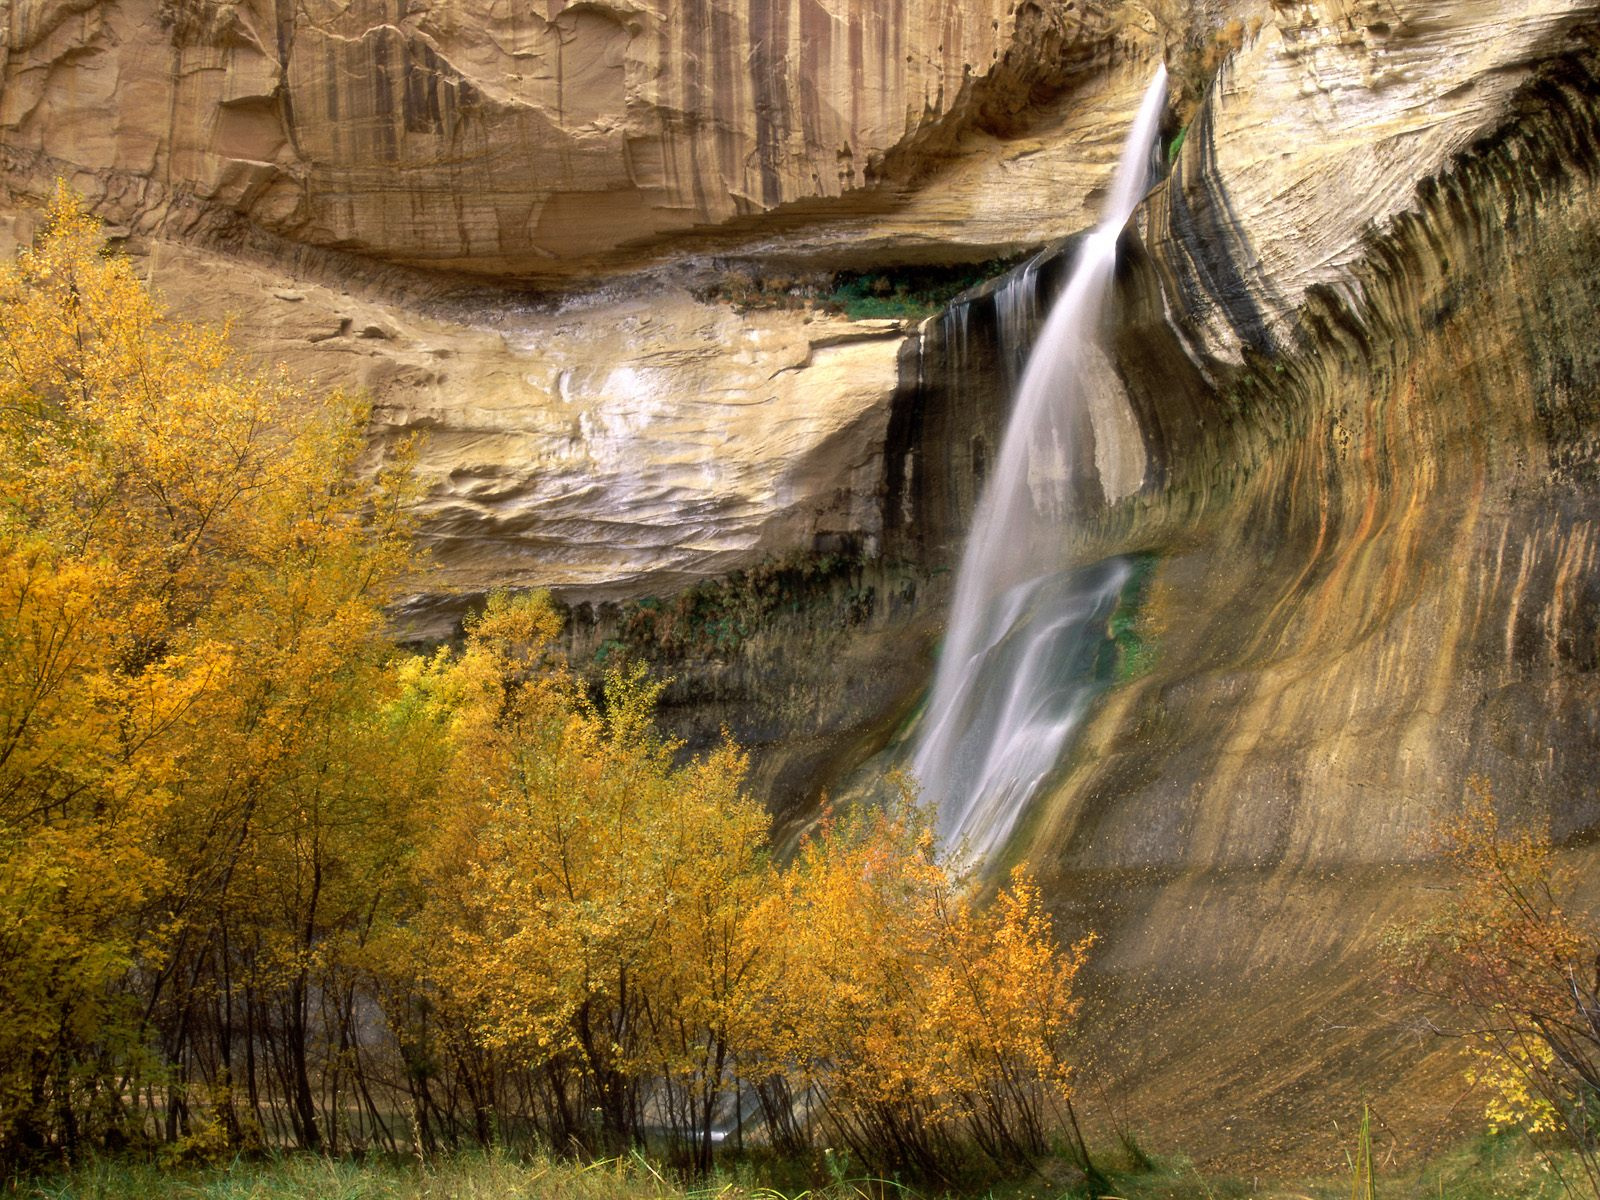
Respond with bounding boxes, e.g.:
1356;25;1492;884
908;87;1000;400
709;61;1176;267
140;240;903;634
1147;0;1597;364
0;0;1125;274
389;295;904;607
12;0;1595;664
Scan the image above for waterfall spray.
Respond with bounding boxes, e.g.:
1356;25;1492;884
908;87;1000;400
913;65;1169;864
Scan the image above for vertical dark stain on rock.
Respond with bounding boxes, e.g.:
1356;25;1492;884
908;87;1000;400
881;336;925;552
683;0;711;218
371;28;398;161
848;10;863;145
403;41;445;135
1158;95;1276;359
324;44;339;123
748;0;791;207
715;0;741;202
797;0;829;155
272;0;301;155
880;286;1020;569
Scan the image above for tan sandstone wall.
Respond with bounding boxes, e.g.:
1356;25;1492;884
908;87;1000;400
0;0;1125;273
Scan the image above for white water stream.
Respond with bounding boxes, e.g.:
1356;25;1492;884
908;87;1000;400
913;66;1169;864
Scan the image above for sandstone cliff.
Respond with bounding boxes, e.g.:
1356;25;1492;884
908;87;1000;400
0;0;1184;636
0;0;1137;274
877;0;1600;1168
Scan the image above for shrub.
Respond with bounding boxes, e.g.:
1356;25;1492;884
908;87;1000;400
1386;782;1600;1197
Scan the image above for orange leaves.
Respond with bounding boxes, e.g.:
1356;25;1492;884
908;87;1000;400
928;874;1094;1097
0;189;425;1162
1394;784;1589;1017
1;188;412;658
409;604;769;1123
738;791;1092;1177
394;612;1097;1176
1388;781;1600;1192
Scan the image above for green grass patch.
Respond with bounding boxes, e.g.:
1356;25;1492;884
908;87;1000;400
14;1149;708;1200
9;1132;1589;1200
698;260;1022;322
820;264;1013;321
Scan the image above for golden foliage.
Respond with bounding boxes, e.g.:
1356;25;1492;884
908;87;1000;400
740;789;1092;1177
1387;783;1600;1195
377;593;769;1168
0;192;1098;1179
0;185;418;1161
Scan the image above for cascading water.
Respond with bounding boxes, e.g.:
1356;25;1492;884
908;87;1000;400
993;254;1043;387
913;66;1169;865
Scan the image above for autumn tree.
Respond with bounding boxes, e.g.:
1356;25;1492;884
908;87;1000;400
0;186;418;1164
739;790;1096;1181
1387;783;1600;1197
379;591;769;1169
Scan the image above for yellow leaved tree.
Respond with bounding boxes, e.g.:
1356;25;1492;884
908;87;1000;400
737;788;1097;1181
0;186;418;1164
379;591;769;1171
1386;785;1600;1198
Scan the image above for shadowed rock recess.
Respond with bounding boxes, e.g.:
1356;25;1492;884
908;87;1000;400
5;0;1600;1174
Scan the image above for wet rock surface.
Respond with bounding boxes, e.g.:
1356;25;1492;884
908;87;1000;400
879;11;1600;1168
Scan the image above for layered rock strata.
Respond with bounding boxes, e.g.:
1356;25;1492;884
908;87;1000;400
884;0;1600;866
0;0;1137;275
122;239;906;639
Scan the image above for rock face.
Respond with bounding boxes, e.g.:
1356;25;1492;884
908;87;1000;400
887;0;1600;864
0;0;1175;638
125;239;904;637
876;0;1600;1167
0;0;1131;275
0;0;1186;637
1155;0;1598;365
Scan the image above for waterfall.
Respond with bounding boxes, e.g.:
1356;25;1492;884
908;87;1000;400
913;66;1169;864
993;254;1043;387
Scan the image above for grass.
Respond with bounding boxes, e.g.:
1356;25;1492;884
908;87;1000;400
5;1134;1591;1200
1075;1131;1589;1199
820;266;1008;321
13;1149;698;1200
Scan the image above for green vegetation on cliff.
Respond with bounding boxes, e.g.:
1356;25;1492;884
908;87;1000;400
701;261;1021;321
